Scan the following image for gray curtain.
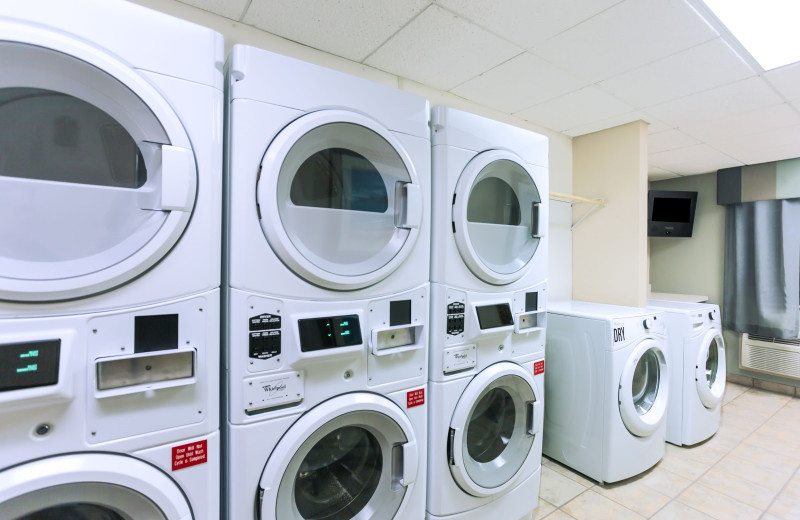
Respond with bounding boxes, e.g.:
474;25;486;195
723;198;800;339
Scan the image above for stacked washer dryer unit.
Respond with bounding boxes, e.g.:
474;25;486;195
648;299;726;446
427;107;548;520
0;1;222;519
545;302;670;484
224;46;430;520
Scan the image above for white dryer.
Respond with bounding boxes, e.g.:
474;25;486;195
0;0;222;314
648;299;726;446
0;294;220;520
545;301;669;484
225;292;427;520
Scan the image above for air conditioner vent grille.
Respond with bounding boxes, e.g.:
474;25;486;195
747;333;800;346
741;333;800;381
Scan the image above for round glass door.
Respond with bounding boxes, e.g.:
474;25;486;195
0;453;192;520
453;150;542;285
619;340;669;437
696;332;726;408
257;110;422;290
449;362;540;497
260;394;418;520
0;35;196;302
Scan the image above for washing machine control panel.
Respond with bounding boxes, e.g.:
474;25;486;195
249;312;281;360
446;301;466;335
0;339;60;392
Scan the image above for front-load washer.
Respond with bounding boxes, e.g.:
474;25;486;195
0;0;223;314
426;284;546;520
544;301;669;484
430;106;548;292
225;289;427;520
0;293;219;520
648;299;726;446
225;45;430;299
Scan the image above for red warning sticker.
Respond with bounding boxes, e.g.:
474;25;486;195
533;360;545;375
172;439;208;471
407;388;425;408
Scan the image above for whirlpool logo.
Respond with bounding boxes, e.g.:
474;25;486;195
262;382;287;395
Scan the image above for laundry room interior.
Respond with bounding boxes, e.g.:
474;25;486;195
1;1;799;520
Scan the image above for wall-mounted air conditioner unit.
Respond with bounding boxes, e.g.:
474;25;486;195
740;332;800;381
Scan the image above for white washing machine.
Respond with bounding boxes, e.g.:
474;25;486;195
224;47;430;520
430;106;548;292
426;107;548;519
0;0;223;314
0;293;219;520
225;290;427;520
225;45;430;299
648;299;726;446
544;301;669;484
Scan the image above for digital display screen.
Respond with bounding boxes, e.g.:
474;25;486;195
298;315;362;352
651;197;691;223
475;304;514;330
0;339;60;392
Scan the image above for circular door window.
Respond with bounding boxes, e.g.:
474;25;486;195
260;393;418;520
0;32;196;302
0;453;192;520
257;110;422;290
453;150;542;285
449;362;540;497
696;332;726;409
619;340;669;437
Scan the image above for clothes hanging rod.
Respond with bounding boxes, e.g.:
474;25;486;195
549;191;607;207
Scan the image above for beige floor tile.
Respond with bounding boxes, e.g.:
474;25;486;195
657;446;711;480
560;489;644;520
594;478;671;517
731;388;792;414
533;498;556;520
544;511;578;520
712;454;794;491
768;490;800;520
730;442;800;474
538;466;589;507
721;402;774;430
542;457;596;488
742;430;800;459
669;441;728;466
638;464;693;498
763;515;787;520
651;501;717;520
677;482;762;520
723;382;751;404
698;465;779;510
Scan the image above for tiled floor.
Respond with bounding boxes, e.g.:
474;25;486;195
533;383;800;520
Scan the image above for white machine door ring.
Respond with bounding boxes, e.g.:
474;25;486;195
257;110;422;290
448;361;541;497
452;150;542;285
0;24;197;302
259;393;418;520
619;339;669;437
696;331;726;408
0;453;192;520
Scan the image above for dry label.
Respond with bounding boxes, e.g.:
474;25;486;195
407;388;425;408
534;360;545;375
172;439;207;471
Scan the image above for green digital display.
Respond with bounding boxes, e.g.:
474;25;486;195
1;339;60;392
298;315;362;352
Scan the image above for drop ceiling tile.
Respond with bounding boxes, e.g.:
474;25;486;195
680;103;800;142
646;77;784;127
531;0;718;83
561;111;650;137
711;125;800;165
450;52;590;113
243;0;431;62
764;62;800;102
649;168;682;181
513;86;633;133
435;0;622;49
364;5;521;91
648;129;700;154
649;143;742;175
598;38;755;108
176;0;249;19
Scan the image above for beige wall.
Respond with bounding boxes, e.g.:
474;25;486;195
572;121;648;307
130;0;576;301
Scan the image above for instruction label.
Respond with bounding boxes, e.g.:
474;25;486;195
534;360;545;375
172;439;207;471
407;388;425;408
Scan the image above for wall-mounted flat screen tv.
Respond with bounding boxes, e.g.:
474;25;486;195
648;190;698;237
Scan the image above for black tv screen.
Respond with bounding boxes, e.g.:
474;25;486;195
648;190;698;237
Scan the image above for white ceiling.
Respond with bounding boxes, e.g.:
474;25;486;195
181;0;800;180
